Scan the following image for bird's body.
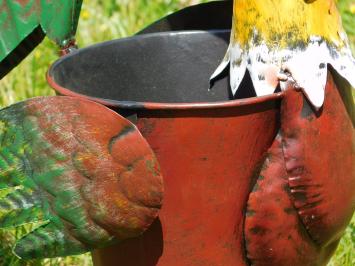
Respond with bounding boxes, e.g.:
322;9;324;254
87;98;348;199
212;0;355;108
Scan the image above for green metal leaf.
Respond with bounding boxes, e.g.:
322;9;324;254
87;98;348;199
0;0;83;66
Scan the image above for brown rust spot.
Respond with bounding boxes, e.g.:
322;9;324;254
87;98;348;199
250;226;268;236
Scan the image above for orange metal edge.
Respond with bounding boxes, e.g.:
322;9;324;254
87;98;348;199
46;69;285;110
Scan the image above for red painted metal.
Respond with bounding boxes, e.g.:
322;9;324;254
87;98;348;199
46;57;282;265
47;47;353;265
244;72;354;266
281;74;354;248
46;58;280;265
46;71;284;110
244;136;337;266
48;66;354;265
32;96;164;242
90;98;281;265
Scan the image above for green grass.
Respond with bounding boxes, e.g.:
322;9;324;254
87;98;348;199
0;0;354;265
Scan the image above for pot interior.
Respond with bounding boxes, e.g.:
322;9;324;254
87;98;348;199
49;30;256;104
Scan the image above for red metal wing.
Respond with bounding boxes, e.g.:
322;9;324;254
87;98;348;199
245;72;354;265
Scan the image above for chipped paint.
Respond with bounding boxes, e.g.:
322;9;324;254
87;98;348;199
211;0;355;109
281;78;354;247
232;0;345;48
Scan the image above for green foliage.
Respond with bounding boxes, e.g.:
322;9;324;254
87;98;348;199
328;216;355;266
337;0;355;52
0;0;353;265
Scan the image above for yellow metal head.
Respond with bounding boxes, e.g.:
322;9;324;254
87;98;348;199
211;0;355;108
232;0;345;48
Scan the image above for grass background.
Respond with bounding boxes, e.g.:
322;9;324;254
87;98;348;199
0;0;354;265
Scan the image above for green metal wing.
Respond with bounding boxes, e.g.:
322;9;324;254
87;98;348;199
0;96;163;259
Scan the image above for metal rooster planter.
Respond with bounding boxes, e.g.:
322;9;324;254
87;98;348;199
0;0;354;265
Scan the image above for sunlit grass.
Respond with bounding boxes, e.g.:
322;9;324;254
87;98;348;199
0;0;353;265
328;215;355;266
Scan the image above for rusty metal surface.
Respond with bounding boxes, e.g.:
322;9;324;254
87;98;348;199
245;72;354;266
46;25;354;265
281;73;354;248
92;98;280;266
245;137;336;266
90;74;353;266
44;4;354;263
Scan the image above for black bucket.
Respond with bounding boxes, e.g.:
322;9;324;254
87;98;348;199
47;30;259;108
47;0;241;108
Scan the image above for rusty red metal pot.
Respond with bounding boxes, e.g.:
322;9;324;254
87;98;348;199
46;4;354;266
1;0;352;264
47;30;283;265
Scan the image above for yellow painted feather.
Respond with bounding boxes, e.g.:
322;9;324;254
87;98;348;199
211;0;355;108
232;0;346;48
